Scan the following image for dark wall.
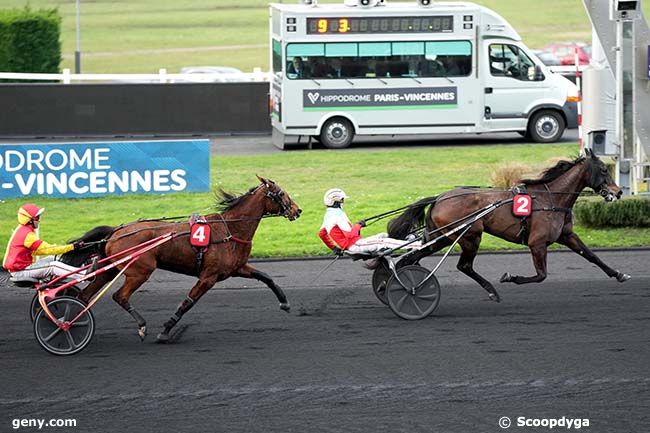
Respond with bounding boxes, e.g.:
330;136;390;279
0;82;270;137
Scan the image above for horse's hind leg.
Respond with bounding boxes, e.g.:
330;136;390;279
456;233;501;302
112;274;151;341
157;275;218;343
500;243;548;285
234;264;290;312
557;232;630;282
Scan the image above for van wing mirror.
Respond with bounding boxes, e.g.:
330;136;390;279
528;65;545;81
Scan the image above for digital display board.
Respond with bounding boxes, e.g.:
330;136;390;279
306;16;454;34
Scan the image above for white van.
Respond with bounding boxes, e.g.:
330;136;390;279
269;1;579;149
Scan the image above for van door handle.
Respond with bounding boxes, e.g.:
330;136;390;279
485;87;493;94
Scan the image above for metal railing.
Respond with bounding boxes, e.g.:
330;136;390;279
0;65;581;84
0;68;271;84
0;65;583;84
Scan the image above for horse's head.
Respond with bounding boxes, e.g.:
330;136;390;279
256;175;302;221
584;149;622;202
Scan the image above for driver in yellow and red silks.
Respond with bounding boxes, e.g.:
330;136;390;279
2;204;87;281
318;188;421;256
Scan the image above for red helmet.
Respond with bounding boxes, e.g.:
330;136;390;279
17;203;44;225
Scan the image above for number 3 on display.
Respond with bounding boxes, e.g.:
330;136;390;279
338;18;350;32
512;194;532;216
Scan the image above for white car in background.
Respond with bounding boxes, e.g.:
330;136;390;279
175;66;248;83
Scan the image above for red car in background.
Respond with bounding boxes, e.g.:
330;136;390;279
542;43;591;65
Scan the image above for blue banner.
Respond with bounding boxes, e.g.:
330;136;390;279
0;140;210;199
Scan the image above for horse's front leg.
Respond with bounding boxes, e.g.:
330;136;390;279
500;243;548;284
235;263;290;313
557;232;630;282
156;275;218;343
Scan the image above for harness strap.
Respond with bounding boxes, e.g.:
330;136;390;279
516;217;529;245
513;184;528;195
540;184;573;213
230;236;252;245
509;187;528;245
532;207;573;213
192;247;206;275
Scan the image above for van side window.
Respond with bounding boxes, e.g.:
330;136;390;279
489;44;544;82
285;41;472;80
272;39;283;76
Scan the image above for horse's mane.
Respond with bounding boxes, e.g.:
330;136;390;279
59;225;115;267
520;156;586;185
214;186;258;212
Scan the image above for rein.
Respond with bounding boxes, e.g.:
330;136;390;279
106;210;288;244
362;197;439;226
460;185;598;196
361;185;593;227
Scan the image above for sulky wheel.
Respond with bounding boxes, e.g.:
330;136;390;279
30;286;82;323
386;265;441;320
371;258;391;305
33;296;95;356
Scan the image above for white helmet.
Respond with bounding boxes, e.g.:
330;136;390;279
323;188;348;207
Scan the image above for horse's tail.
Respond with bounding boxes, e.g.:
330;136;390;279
59;225;115;267
387;196;437;240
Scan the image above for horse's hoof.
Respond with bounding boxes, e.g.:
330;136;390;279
616;272;631;283
499;272;512;283
138;326;147;341
156;332;170;343
489;292;501;303
280;302;291;313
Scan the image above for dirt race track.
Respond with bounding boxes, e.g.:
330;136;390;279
1;249;649;433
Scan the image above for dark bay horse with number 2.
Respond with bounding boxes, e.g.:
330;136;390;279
388;149;630;302
62;176;301;342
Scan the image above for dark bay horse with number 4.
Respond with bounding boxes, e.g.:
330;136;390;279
388;149;630;302
62;176;301;342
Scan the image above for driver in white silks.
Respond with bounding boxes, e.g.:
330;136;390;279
318;188;421;256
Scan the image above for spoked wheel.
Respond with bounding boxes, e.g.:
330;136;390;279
30;286;82;323
371;258;390;305
386;265;441;320
34;296;95;356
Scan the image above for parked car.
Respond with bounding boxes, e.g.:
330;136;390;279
531;49;563;67
541;43;591;65
174;66;248;83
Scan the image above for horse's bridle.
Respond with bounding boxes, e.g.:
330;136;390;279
261;184;293;218
588;162;616;200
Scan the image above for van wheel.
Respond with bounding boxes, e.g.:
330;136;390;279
528;110;565;143
320;118;354;149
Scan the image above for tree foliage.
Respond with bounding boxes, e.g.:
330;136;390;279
0;7;61;75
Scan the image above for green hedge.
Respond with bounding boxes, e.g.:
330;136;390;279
0;7;61;76
574;197;650;228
